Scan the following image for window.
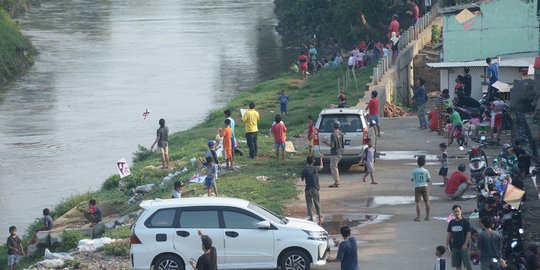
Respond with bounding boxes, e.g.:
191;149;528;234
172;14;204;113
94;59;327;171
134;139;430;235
179;210;220;228
146;209;176;228
223;211;262;229
320;114;362;132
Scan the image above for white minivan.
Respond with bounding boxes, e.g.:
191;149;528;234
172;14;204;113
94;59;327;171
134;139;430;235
130;197;328;270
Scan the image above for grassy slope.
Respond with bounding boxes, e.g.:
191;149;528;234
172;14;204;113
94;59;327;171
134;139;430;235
0;66;371;268
0;8;34;85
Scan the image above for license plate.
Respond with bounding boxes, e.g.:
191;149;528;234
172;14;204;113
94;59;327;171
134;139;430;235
345;140;350;145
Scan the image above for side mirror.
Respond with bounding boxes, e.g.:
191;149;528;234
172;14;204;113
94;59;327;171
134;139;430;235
256;220;271;229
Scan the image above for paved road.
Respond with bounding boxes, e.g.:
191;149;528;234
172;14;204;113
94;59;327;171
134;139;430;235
285;117;513;270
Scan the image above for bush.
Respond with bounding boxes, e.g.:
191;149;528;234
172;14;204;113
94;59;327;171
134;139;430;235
64;259;81;268
431;25;441;44
53;230;86;252
132;145;157;163
98;239;130;257
102;174;121;190
103;225;131;239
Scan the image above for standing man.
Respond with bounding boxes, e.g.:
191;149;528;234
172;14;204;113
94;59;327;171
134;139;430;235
462;67;472;97
481;57;500;98
322;121;344;188
271;115;287;161
406;0;420;35
151;118;170;169
329;226;359;270
446;205;473;270
366;90;381;137
189;232;217;270
412;78;428;130
301;155;323;224
241;102;260;159
388;14;400;39
477;216;503;270
224;109;236;157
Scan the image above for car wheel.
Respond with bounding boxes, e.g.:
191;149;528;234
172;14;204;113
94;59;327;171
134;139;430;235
154;254;185;270
280;249;310;270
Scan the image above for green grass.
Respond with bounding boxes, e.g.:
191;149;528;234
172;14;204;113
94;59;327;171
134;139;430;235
1;66;371;269
0;8;35;85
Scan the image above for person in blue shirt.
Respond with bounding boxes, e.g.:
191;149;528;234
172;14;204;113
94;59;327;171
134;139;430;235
279;91;289;115
330;226;359;270
481;57;500;98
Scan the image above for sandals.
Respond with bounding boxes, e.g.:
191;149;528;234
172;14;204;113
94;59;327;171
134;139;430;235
328;183;340;188
414;218;420;222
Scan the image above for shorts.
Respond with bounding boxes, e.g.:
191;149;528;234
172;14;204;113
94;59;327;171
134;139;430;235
204;177;215;189
494;113;502;127
300;64;307;72
451;247;472;268
414;186;429;202
8;254;20;266
366;161;374;172
438;167;448;176
274;143;286;149
454;125;463;132
158;141;168;148
369;114;380;126
280;104;287;113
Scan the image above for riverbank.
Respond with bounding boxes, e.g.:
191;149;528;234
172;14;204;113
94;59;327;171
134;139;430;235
0;8;35;86
0;66;372;269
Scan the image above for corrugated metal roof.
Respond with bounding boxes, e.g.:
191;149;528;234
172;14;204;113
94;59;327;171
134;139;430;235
440;3;481;14
427;56;534;69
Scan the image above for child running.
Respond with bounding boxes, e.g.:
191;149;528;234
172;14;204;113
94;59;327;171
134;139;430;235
411;156;431;221
437;142;449;186
203;156;218;196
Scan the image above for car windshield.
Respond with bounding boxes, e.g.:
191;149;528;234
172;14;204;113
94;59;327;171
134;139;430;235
247;203;287;224
319;114;362;133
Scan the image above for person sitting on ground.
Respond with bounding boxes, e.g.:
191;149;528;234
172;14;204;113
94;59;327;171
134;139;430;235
445;164;474;200
189;230;217;270
172;181;195;199
79;199;102;226
29;208;54;245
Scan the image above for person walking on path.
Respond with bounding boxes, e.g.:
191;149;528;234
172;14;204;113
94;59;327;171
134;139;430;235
436;89;450;135
307;115;315;155
445;164;474;200
224;109;236;158
301;155;323;224
271;115;287;161
361;138;377;184
366;90;381;137
411;155;431;221
322;121;344;188
388;14;400;39
223;119;233;168
412;78;428;130
446;205;473;270
477;216;503;270
151;118;170;169
241;102;260;159
329;226;359;270
481;57;500;98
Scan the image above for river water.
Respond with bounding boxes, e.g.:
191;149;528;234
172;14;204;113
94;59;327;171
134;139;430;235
0;0;295;234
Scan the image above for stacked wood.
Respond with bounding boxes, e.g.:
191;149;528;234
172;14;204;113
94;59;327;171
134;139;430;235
383;102;414;117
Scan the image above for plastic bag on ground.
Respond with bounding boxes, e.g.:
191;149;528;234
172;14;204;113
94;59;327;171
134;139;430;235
44;248;72;259
78;237;115;252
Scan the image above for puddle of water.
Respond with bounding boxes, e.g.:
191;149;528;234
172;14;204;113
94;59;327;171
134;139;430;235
403;162;440;166
370;196;440;207
379;151;468;161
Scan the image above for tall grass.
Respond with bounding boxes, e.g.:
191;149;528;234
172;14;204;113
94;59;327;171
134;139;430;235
0;9;35;84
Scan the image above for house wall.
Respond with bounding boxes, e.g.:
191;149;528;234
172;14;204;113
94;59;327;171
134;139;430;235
442;0;538;62
439;67;524;100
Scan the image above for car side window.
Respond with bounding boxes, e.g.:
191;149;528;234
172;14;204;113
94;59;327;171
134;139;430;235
222;211;263;229
146;209;177;228
179;210;220;228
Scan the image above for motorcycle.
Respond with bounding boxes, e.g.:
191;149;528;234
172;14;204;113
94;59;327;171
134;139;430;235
469;157;486;184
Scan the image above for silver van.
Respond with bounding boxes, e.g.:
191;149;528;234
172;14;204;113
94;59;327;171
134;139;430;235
313;108;369;171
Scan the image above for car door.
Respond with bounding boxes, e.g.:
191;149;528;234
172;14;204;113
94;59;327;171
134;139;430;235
173;207;225;269
221;208;275;268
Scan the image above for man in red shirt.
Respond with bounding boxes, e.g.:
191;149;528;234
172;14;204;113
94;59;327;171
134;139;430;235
297;51;308;80
271;114;287;160
387;14;400;39
445;164;474;200
366;90;380;137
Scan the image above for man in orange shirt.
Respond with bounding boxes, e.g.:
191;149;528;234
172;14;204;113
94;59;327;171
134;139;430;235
271;115;287;161
366;91;380;137
223;119;233;169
